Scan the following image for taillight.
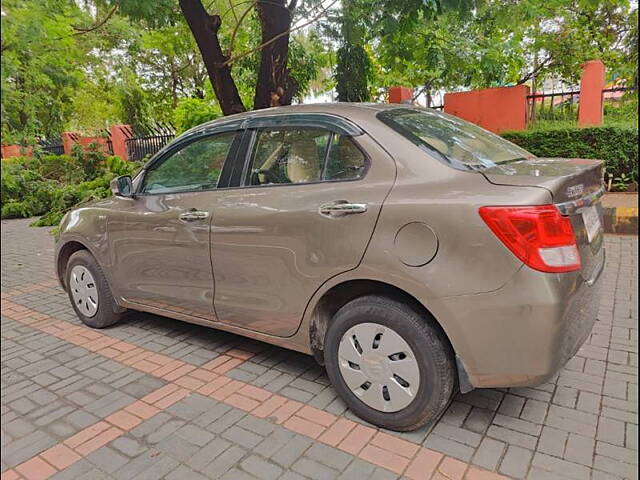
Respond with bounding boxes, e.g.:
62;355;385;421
479;205;581;273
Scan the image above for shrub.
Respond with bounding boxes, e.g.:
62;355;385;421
1;149;142;227
501;125;638;191
604;92;639;125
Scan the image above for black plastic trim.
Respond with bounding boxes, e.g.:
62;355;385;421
244;113;364;136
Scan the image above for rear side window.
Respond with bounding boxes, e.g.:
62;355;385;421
246;127;366;186
325;134;367;181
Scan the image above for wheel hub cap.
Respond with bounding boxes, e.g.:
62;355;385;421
337;322;420;412
69;265;99;318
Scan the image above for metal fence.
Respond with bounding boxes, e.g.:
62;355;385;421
125;123;176;161
526;85;637;123
99;130;114;155
526;89;580;122
36;137;64;155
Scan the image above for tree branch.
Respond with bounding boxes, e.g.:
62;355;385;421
227;0;239;23
223;0;338;67
412;86;426;101
227;1;257;58
72;3;119;35
516;56;553;85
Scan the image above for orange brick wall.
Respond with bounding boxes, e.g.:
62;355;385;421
443;85;530;133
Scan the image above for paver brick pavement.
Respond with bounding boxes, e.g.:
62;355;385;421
1;218;637;479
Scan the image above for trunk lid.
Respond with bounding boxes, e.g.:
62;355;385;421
482;157;605;282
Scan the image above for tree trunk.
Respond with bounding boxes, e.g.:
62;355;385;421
253;0;297;109
179;0;245;115
170;60;178;108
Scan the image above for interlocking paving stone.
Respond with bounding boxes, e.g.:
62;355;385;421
1;218;637;479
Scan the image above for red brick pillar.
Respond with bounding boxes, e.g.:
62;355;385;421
578;60;605;127
110;125;133;160
388;86;413;104
61;132;77;155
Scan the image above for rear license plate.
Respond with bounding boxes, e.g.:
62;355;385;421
582;206;601;243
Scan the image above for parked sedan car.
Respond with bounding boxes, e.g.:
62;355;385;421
55;103;605;431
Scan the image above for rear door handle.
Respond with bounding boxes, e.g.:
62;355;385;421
179;210;209;222
319;201;368;217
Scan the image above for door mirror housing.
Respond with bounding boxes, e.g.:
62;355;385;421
111;175;134;197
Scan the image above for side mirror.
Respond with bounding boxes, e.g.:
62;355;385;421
110;175;134;197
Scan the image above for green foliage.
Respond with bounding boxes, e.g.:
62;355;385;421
502;125;638;191
1;150;142;226
173;98;221;134
335;44;372;102
373;0;637;96
604;93;639;125
1;0;88;142
288;33;324;103
334;0;373;102
118;73;153;131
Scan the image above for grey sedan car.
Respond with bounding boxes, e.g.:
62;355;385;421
55;103;605;431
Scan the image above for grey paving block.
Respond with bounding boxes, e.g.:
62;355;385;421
271;434;314;468
186;437;232;471
222;425;267;449
472;437;506;470
240;454;284;480
110;436;147;458
86;446;130;473
424;433;475;461
201;445;247;478
305;443;353;471
532;452;592;480
499;445;533;479
564;433;595;466
165;465;209;480
292;457;340;480
175;424;215;447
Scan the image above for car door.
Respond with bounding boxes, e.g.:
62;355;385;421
210;115;396;336
108;129;241;320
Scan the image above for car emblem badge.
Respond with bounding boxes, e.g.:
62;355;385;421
566;184;584;198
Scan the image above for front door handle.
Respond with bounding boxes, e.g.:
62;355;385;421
319;201;368;217
179;210;209;222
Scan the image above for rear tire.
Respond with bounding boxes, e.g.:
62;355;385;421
324;295;455;431
66;250;124;329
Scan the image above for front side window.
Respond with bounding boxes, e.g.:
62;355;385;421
247;127;366;186
141;132;236;194
378;107;534;171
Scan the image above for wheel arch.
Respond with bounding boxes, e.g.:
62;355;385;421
309;280;448;358
307;279;473;392
56;240;90;290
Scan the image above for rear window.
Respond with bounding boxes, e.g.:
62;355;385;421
377;107;535;171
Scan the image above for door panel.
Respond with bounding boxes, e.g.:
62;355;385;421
210;132;396;336
109;192;217;319
108;131;239;319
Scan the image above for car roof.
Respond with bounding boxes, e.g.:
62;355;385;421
187;102;414;134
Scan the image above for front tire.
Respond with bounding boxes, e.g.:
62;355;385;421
66;250;124;329
324;295;455;431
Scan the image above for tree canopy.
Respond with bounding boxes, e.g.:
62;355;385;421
1;0;636;143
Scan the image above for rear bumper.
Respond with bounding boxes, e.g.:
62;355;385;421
441;248;604;389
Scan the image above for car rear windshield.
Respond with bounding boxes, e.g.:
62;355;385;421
377;107;535;171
